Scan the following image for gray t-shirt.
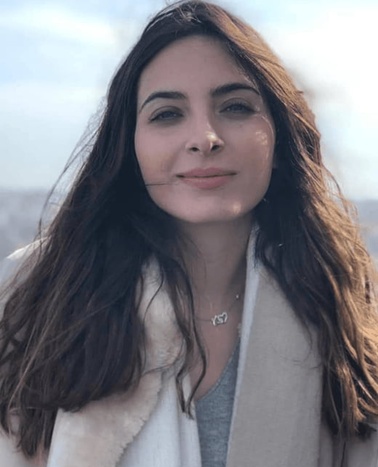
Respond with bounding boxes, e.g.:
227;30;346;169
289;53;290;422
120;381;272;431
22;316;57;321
195;340;240;467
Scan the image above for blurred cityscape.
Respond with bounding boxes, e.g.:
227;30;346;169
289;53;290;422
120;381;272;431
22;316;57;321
0;189;377;265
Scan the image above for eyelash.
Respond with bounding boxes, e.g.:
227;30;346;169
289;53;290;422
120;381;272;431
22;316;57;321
221;101;254;114
149;101;255;123
149;110;182;122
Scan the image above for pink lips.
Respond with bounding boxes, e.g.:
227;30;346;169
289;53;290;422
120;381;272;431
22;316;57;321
177;167;235;190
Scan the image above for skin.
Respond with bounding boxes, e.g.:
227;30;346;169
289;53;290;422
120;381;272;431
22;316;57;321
134;36;276;398
135;35;275;228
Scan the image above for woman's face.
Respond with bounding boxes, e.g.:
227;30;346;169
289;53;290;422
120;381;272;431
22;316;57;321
134;35;275;227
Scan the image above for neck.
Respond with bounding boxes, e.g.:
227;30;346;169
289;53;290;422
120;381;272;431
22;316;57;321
178;216;252;313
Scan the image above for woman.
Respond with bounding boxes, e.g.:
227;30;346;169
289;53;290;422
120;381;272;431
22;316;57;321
0;1;377;466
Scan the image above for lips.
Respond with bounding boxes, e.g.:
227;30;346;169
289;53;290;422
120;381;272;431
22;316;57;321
177;167;236;190
177;167;235;178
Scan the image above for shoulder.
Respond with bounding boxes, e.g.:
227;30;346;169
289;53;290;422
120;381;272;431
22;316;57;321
0;431;42;467
0;242;47;464
0;240;46;320
0;239;45;287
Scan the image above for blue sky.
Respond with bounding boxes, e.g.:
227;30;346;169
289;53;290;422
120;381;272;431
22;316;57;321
0;0;377;199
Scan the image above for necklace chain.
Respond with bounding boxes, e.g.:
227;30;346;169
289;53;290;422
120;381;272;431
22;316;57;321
197;293;242;327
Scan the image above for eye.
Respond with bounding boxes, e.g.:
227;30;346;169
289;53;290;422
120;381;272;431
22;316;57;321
221;101;254;115
149;109;183;123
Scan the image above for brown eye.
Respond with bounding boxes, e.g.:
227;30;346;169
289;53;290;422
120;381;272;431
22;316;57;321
222;102;254;114
150;109;183;122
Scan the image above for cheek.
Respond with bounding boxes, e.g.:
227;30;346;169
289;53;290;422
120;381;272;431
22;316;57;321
252;116;275;150
239;119;276;168
238;120;275;200
135;119;186;169
134;128;176;186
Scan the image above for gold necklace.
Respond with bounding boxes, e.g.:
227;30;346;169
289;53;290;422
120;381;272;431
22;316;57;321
198;293;242;327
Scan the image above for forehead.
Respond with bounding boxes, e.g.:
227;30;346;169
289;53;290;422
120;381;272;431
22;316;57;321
137;35;256;99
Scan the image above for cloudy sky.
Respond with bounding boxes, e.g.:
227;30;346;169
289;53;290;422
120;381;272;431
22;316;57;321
1;0;377;199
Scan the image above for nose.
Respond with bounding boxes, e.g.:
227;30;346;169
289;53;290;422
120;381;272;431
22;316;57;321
185;122;224;155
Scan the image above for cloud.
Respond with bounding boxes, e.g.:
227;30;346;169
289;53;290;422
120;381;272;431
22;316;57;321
261;4;377;92
0;81;102;118
0;4;142;190
0;80;104;189
0;3;117;46
247;3;378;199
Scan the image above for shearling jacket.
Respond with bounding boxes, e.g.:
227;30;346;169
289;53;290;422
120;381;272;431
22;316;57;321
0;242;377;467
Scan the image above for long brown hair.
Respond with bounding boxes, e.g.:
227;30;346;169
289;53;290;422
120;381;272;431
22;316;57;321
1;0;377;457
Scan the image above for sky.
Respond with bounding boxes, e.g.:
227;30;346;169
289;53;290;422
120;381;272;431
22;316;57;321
0;0;377;199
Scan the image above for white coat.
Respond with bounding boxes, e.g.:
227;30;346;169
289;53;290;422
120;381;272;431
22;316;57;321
0;241;377;466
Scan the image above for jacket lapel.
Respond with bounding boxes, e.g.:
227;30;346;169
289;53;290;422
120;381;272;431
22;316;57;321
46;262;182;467
46;372;163;467
228;270;323;467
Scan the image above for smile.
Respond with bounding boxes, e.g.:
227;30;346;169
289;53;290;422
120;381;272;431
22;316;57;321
176;167;236;189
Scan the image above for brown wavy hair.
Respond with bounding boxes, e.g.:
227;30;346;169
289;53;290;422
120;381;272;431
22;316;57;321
0;0;377;457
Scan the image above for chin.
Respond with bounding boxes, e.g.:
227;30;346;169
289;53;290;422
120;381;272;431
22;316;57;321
171;210;254;227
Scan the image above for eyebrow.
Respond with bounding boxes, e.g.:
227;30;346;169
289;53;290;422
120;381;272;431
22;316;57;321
138;82;260;113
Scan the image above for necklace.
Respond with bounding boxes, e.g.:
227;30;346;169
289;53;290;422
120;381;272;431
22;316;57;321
198;293;242;327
